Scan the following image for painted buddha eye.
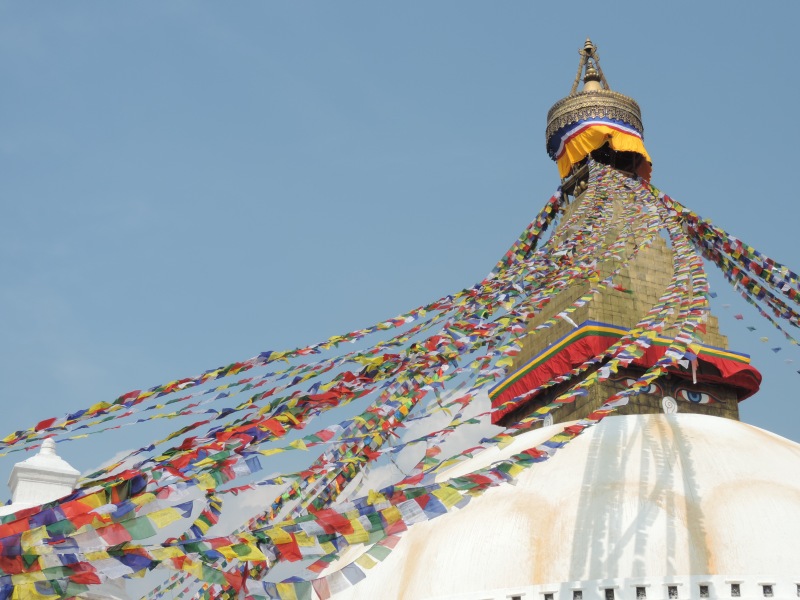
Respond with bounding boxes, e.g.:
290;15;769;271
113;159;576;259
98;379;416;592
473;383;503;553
676;389;717;404
624;378;662;396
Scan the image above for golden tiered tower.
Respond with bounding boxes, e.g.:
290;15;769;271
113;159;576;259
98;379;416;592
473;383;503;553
493;40;759;427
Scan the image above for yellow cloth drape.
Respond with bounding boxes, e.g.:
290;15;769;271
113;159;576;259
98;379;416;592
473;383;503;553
556;125;652;179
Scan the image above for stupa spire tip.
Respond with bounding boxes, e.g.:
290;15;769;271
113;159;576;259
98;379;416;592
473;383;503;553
570;38;608;94
547;39;650;179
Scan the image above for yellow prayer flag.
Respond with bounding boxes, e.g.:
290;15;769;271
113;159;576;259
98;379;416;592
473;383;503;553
259;448;284;457
381;505;402;525
505;462;525;478
320;541;336;554
180;558;205;580
275;583;301;600
11;571;48;586
355;553;378;569
432;486;462;509
217;543;267;562
196;473;217;490
79;491;107;510
84;550;111;562
265;527;292;544
496;434;514;450
367;489;387;505
11;582;58;600
148;507;184;528
131;492;157;508
343;520;370;544
281;412;300;425
88;401;111;414
294;532;315;547
289;439;308;451
437;457;460;470
150;547;185;560
496;357;514;368
21;525;48;549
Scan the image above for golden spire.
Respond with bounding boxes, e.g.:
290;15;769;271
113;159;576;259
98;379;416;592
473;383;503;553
545;38;649;179
570;38;609;94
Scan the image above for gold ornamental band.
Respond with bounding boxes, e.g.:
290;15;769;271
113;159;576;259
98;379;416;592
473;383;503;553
546;89;644;145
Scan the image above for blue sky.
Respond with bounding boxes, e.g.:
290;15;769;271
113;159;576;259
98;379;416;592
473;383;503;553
2;2;799;491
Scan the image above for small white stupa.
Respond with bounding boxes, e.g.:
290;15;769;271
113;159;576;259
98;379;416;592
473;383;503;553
0;438;80;516
0;440;128;600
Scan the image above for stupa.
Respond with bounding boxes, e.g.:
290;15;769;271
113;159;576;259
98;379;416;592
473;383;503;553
491;39;761;429
0;439;80;517
2;39;800;600
0;441;128;600
318;39;800;600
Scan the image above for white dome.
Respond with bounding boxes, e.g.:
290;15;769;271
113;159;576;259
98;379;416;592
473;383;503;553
326;414;800;600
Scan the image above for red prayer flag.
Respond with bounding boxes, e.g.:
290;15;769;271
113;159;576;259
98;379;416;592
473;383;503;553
34;418;57;432
311;508;354;535
276;533;303;562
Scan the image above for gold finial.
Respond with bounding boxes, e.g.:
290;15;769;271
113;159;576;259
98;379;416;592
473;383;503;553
569;38;610;95
583;59;601;91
